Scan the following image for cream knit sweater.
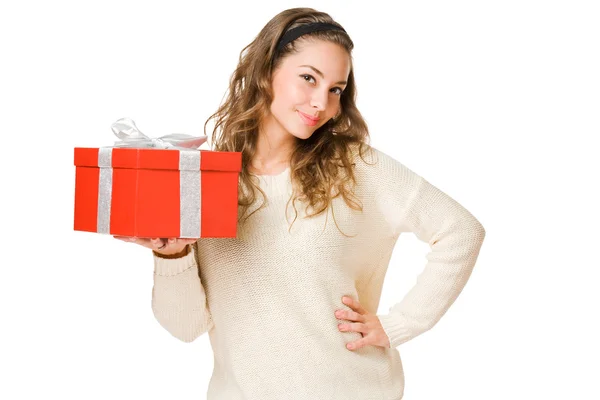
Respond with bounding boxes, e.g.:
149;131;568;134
151;144;486;400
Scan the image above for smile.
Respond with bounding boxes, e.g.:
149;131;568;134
297;111;319;126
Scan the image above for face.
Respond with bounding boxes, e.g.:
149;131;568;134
262;39;351;141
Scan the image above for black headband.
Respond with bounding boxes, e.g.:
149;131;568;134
276;22;347;52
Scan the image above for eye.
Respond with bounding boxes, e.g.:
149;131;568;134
300;74;344;96
300;74;316;84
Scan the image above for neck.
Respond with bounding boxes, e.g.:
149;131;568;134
252;116;295;171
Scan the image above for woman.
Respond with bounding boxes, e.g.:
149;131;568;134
115;7;485;400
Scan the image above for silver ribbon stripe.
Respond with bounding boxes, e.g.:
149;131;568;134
97;148;202;238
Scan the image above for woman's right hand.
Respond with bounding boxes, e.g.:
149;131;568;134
113;236;197;256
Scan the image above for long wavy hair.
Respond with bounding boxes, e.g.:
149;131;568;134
203;7;373;235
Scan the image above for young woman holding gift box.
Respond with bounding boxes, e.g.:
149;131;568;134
115;7;485;400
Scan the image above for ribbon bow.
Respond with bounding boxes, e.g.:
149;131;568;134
110;117;208;150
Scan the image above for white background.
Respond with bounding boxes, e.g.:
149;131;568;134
1;0;598;399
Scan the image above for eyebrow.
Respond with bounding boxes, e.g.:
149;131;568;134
299;64;347;85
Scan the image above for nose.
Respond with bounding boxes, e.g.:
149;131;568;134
309;89;328;112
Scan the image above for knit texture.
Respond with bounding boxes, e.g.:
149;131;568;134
151;144;486;400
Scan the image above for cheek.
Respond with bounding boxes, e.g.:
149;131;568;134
278;82;309;107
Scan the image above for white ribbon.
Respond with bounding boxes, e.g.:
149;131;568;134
110;117;208;150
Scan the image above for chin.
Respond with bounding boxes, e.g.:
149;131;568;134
290;129;316;141
280;123;313;140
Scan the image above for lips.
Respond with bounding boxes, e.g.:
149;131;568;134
297;110;320;126
298;111;320;122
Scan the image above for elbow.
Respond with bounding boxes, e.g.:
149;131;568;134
161;320;211;343
467;220;486;264
177;332;200;343
152;310;214;343
475;221;486;242
178;319;214;343
467;217;486;244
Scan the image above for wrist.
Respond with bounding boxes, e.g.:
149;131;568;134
152;244;191;259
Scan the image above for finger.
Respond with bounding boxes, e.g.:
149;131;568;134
118;236;143;244
346;337;369;351
338;322;368;334
113;235;131;241
150;238;167;249
342;296;367;315
113;235;139;241
340;309;365;323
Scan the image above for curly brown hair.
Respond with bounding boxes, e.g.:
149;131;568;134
203;7;373;235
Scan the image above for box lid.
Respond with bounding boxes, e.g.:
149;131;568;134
74;147;242;172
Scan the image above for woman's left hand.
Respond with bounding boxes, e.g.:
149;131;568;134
335;296;390;350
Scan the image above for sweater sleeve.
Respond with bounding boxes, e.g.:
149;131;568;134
372;149;486;349
151;241;214;342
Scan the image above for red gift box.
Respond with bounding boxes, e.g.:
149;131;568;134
74;147;242;238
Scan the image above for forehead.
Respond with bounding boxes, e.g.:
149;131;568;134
282;40;351;77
